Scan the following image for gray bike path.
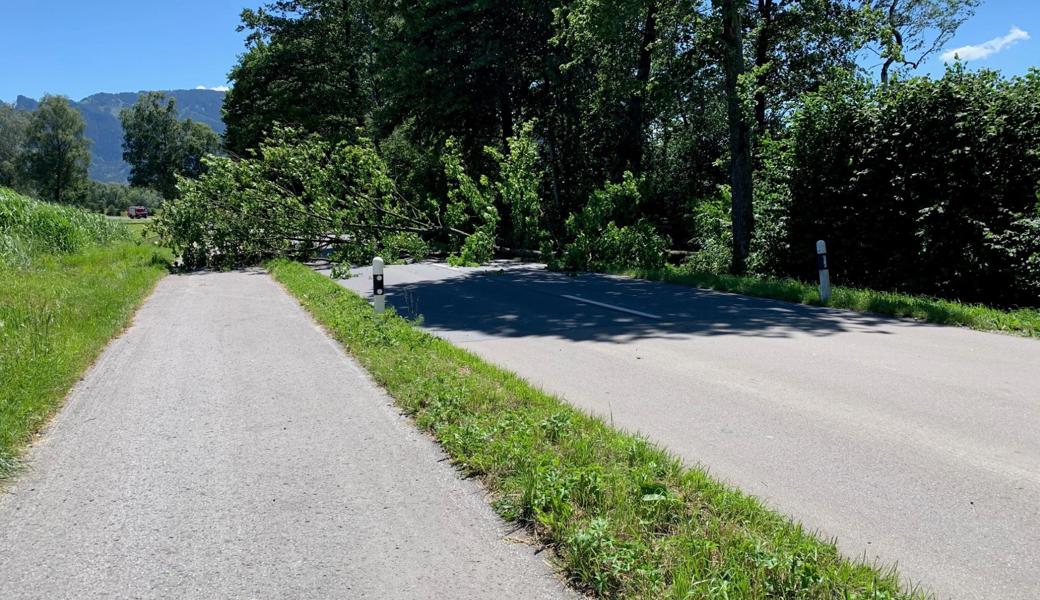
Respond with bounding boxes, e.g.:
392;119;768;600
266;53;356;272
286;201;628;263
0;270;574;599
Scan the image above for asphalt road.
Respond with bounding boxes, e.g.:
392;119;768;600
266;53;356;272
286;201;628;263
334;261;1040;600
0;271;573;600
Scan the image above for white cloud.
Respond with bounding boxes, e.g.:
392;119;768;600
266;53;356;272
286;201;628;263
195;85;230;92
941;27;1030;62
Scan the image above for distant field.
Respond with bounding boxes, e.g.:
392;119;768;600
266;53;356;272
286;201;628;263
106;216;156;242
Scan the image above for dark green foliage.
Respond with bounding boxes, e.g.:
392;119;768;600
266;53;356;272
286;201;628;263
782;66;1040;306
216;0;867;271
121;92;221;199
559;173;669;271
0;105;30;188
748;0;863;133
210;0;1039;309
76;182;164;216
20;96;91;204
120;93;181;197
180;121;222;179
223;0;376;155
375;0;552;160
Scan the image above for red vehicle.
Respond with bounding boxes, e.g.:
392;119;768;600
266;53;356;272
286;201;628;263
126;206;149;219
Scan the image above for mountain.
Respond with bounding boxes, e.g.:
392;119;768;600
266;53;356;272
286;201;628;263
15;89;226;183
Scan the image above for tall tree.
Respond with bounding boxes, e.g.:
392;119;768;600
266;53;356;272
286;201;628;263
376;0;552;158
121;92;220;198
749;0;862;133
0;104;30;188
121;93;181;198
718;0;754;274
179;120;222;179
554;0;667;177
223;0;377;155
549;0;728;253
21;96;91;203
627;2;658;174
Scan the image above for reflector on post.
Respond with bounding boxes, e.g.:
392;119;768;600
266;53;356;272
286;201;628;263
373;257;385;314
816;240;831;304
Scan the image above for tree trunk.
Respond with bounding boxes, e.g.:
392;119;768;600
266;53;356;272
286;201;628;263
621;1;657;175
880;26;904;85
880;0;900;85
753;0;772;134
880;58;893;84
54;142;68;203
498;83;514;152
721;0;754;274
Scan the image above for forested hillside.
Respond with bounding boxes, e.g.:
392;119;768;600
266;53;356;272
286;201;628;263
14;89;224;182
153;0;1039;308
2;91;217;215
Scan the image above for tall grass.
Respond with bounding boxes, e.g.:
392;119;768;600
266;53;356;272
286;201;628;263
1;187;130;267
0;188;168;476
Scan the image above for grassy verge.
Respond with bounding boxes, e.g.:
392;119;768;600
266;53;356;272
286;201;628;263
621;265;1040;338
269;259;923;599
0;242;169;476
125;220;154;242
106;217;156;242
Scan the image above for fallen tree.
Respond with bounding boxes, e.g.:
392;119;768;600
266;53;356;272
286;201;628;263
155;125;553;270
154;127;472;269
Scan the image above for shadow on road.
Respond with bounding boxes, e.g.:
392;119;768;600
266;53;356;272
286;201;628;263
375;265;913;343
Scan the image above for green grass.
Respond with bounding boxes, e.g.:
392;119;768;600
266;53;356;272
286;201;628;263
126;220;156;242
1;187;170;476
621;265;1040;338
268;259;926;599
1;188;130;266
0;243;170;476
106;216;157;242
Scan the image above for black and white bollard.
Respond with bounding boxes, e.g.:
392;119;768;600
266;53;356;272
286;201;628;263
372;256;385;314
816;240;831;303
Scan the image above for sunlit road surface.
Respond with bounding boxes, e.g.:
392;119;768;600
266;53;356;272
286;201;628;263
334;261;1040;600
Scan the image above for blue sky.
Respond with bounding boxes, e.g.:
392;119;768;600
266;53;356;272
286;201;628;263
912;0;1038;77
0;1;251;102
1;0;1037;103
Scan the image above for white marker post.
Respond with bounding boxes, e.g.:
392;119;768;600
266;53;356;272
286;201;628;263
816;240;831;304
372;256;385;314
